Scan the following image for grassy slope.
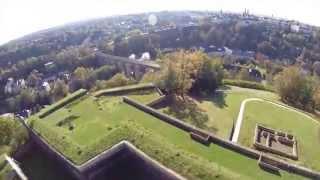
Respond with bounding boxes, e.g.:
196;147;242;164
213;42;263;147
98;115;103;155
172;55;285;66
29;87;305;180
239;101;320;171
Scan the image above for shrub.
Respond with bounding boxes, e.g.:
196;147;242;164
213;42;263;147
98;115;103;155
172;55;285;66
223;79;274;92
38;89;87;118
93;83;155;97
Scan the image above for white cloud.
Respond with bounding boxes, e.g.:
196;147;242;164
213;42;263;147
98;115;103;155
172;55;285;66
0;0;319;45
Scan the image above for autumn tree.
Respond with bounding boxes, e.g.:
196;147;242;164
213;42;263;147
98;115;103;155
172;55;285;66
275;66;315;111
157;50;204;98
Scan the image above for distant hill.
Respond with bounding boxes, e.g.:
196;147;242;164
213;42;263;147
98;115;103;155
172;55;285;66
0;10;320;71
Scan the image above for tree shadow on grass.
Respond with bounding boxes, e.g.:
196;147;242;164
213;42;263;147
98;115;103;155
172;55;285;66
196;91;228;109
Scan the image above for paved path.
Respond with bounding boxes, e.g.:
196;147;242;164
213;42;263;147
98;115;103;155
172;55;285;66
231;98;319;143
231;98;262;142
5;154;28;180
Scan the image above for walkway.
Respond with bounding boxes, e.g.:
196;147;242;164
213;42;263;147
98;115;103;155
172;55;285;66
231;98;319;143
4;154;28;180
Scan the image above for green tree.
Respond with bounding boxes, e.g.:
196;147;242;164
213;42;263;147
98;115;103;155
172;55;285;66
71;67;93;90
238;68;251;81
0;118;15;145
0;117;28;153
51;79;69;101
105;73;134;88
192;58;224;94
18;88;36;109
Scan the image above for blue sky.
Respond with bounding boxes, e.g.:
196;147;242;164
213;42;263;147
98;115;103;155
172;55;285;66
0;0;319;45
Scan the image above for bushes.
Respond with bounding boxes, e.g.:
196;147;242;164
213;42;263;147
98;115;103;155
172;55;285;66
93;83;155;97
223;79;274;92
38;89;87;118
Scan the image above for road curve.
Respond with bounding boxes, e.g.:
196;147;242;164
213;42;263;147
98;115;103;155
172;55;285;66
231;98;319;143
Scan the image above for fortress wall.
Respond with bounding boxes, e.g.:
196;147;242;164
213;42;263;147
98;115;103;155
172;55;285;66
123;96;320;179
24;124;86;180
80;141;184;180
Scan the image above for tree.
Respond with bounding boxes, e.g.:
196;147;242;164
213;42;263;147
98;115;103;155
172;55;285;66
114;39;129;56
27;70;42;87
0;117;16;145
140;70;158;83
313;61;320;76
157;50;205;98
274;66;315;111
51;79;69;101
18;88;36;109
192;57;224;94
237;68;251;81
5;97;18;112
312;83;320;110
70;67;93;90
90;65;117;80
105;73;134;88
0;117;28;152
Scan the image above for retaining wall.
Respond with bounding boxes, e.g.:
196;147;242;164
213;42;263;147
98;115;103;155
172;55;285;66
28;128;86;180
22;116;185;180
123;96;320;179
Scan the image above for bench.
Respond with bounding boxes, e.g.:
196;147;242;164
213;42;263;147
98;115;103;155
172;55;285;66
190;132;210;146
258;155;280;172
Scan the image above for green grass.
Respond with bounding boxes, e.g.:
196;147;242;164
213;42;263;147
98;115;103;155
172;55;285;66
161;86;278;139
28;86;306;180
127;92;160;104
163;85;320;171
239;100;320;171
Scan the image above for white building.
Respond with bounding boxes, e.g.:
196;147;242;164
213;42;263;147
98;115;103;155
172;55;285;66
129;54;136;60
140;52;150;61
4;78;15;94
42;81;51;92
290;24;300;33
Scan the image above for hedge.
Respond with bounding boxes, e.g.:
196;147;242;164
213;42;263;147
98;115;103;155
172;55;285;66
38;89;87;118
93;83;155;97
223;79;274;92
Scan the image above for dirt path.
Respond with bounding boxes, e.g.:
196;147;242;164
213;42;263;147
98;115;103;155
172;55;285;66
231;98;319;143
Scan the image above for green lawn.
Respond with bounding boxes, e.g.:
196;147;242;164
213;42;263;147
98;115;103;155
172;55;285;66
127;90;160;104
239;100;320;171
162;86;278;139
28;86;307;180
